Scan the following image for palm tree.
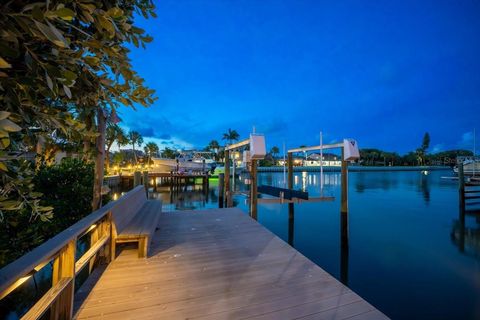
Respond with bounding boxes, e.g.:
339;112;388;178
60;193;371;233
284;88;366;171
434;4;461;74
144;142;159;165
105;124;126;172
207;140;221;161
116;129;129;150
270;146;280;158
128;130;143;164
222;129;239;146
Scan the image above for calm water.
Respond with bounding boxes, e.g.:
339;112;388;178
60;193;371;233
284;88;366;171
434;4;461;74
148;170;480;319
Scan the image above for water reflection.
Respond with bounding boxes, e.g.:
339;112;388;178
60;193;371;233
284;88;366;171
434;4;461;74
451;208;480;257
419;174;430;204
354;171;434;204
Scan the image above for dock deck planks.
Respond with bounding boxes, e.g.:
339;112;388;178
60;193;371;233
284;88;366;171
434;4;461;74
74;208;388;319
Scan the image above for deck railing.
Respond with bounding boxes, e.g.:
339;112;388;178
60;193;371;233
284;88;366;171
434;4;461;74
0;189;128;320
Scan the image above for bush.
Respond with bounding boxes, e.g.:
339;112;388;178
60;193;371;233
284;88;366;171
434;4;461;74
0;158;106;267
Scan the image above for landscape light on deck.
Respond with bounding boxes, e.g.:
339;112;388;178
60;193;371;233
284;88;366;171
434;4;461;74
86;224;97;233
0;274;33;300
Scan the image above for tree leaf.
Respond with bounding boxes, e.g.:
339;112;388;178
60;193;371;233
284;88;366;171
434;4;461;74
0;119;22;132
63;84;72;98
85;56;100;66
63;69;77;81
0;57;11;69
32;5;44;20
131;26;145;34
0;161;7;172
52;7;75;21
0;112;10;121
46;72;53;91
46;21;68;47
107;7;124;19
98;16;115;37
34;20;67;48
0;137;10;149
142;36;153;43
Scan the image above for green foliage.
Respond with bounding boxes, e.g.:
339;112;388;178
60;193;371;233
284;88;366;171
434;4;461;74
105;123;127;171
206;140;220;151
106;124;126;152
144;142;159;164
0;0;156;220
0;160;53;223
428;149;473;165
34;159;94;228
112;151;124;165
205;140;221;161
0;159;102;267
162;147;176;159
270;146;280;158
359;147;473;166
422;132;430;151
222;129;240;145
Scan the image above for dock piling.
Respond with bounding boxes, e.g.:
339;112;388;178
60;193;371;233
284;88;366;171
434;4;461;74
133;171;142;187
224;150;231;207
250;159;258;220
459;162;465;210
218;173;224;208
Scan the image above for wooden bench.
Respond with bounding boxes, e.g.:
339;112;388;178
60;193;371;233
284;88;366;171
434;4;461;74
110;186;162;258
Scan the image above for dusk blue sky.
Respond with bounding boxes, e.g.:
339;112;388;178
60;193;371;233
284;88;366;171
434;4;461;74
119;0;480;155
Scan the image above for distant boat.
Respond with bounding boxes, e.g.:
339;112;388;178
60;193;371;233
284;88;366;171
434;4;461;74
454;157;480;176
152;151;216;173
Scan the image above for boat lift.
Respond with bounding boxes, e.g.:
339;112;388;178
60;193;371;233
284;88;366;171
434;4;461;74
223;133;267;219
221;131;360;219
254;138;360;212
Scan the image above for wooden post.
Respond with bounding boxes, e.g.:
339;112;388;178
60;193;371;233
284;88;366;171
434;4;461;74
339;146;349;285
341;148;348;214
224;150;230;207
104;212;113;263
458;205;466;253
89;225;99;273
250;159;258;220
288;203;294;246
232;153;236;192
287;152;293;190
340;221;349;285
459;162;465;210
143;171;149;196
133;171;141;187
218;173;224;208
51;240;76;320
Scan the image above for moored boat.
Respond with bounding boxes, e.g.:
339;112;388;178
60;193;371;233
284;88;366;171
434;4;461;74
454;157;480;176
151;151;216;173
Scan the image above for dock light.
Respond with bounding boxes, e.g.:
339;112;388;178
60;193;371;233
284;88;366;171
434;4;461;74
0;274;33;300
86;224;97;233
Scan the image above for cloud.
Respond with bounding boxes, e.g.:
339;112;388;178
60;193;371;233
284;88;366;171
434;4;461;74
432;144;444;153
457;131;473;149
136;127;155;137
260;118;287;135
159;133;171;140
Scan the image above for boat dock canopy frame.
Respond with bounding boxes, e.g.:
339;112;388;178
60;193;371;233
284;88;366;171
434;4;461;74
288;142;344;153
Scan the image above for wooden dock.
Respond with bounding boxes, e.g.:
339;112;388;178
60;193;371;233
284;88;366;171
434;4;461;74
74;208;388;319
113;172;210;190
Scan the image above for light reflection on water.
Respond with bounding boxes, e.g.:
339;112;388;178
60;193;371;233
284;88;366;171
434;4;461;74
112;170;480;320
